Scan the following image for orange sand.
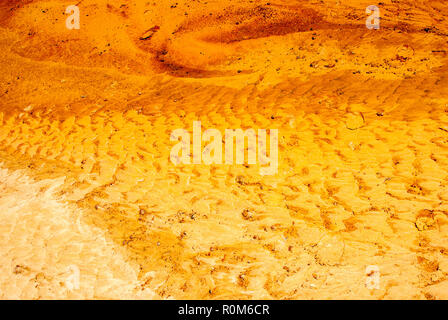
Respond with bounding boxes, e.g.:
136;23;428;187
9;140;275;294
0;0;448;299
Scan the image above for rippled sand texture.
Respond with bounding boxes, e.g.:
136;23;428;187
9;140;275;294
1;0;448;299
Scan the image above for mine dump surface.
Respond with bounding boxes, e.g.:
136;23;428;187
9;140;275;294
0;0;447;299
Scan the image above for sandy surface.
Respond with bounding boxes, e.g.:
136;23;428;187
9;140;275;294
0;0;448;299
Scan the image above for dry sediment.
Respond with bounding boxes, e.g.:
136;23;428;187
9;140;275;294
0;0;448;299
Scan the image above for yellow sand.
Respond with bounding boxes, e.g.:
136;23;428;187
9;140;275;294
0;0;447;299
